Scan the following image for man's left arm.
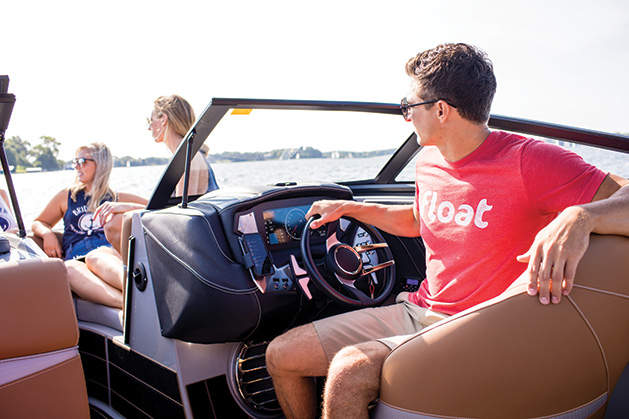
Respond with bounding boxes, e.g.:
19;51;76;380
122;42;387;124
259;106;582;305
518;173;629;305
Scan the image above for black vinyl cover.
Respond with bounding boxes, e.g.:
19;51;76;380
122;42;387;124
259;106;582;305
141;184;353;343
142;202;262;343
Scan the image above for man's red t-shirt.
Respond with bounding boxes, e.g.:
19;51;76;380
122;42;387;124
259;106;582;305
410;131;606;315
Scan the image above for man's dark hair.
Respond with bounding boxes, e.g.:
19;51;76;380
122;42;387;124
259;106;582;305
405;43;497;123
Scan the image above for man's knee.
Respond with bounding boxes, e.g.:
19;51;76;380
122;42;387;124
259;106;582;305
329;346;365;376
266;335;286;375
332;341;389;365
267;329;303;375
327;341;389;390
267;324;328;377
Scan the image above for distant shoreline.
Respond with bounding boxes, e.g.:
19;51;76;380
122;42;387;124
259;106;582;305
4;147;396;173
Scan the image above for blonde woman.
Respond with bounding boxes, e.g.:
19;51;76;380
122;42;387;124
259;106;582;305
32;142;147;308
148;94;219;195
97;95;219;256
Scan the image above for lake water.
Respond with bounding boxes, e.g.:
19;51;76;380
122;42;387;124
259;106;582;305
4;165;166;229
2;144;628;230
2;156;390;228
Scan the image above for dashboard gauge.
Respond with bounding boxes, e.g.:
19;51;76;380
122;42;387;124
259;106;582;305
285;208;307;240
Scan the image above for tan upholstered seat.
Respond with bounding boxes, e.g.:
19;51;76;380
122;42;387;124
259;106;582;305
0;257;89;418
375;234;629;419
29;228;127;330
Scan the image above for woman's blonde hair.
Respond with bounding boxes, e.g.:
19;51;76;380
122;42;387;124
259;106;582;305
153;95;196;138
70;142;115;213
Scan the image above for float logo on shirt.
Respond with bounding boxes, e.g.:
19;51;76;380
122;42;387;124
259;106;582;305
419;190;493;228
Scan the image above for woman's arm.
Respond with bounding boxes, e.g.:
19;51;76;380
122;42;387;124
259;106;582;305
31;189;68;258
93;192;148;256
93;192;147;225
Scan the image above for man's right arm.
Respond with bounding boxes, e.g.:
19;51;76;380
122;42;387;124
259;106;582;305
306;200;421;237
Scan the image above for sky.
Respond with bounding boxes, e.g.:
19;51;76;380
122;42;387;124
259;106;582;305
3;0;628;161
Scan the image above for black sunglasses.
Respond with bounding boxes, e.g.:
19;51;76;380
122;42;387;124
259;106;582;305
400;97;457;121
72;157;95;168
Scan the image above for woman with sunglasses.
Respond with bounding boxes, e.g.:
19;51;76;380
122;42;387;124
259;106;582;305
95;94;220;257
148;94;219;195
32;142;147;308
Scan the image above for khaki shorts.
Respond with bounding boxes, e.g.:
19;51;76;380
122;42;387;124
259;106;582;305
312;292;449;361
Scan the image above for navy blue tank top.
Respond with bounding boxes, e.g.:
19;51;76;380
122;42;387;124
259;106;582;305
206;159;219;192
62;190;114;256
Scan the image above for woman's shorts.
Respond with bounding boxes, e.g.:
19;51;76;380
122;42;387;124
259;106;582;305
64;236;112;261
312;292;449;361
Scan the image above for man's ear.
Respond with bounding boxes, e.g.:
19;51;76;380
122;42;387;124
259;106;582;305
436;100;450;121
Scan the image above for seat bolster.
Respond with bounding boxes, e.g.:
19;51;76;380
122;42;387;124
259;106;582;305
0;258;79;359
0;349;88;418
0;347;79;387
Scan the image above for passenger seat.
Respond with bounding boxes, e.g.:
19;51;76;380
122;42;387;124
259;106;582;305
0;257;89;418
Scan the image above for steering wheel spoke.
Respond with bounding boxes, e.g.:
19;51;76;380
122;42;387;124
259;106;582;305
326;231;341;251
354;243;390;253
300;215;396;307
362;260;395;276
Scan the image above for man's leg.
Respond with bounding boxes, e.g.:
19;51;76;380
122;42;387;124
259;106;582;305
267;301;435;418
266;323;330;419
323;340;391;419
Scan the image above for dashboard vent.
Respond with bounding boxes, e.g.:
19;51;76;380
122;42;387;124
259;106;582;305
235;341;283;416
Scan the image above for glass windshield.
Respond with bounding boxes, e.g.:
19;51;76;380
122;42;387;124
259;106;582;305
203;108;413;187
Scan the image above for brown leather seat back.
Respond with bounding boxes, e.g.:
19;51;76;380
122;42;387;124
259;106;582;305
376;234;629;419
0;258;89;418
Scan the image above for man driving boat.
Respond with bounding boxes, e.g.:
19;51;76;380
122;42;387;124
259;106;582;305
265;43;629;419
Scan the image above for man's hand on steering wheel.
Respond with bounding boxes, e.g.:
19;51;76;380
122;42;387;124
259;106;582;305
300;214;396;307
306;200;356;230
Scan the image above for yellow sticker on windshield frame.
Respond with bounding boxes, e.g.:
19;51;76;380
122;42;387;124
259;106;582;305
231;109;252;115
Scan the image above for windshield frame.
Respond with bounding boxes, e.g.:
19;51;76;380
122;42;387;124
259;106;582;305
147;98;629;210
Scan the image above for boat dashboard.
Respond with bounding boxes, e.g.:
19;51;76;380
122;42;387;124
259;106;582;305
139;183;416;344
232;195;380;296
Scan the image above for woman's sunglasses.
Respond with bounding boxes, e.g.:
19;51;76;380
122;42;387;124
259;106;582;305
72;157;95;168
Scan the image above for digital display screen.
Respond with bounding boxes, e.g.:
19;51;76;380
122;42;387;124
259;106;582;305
263;205;326;246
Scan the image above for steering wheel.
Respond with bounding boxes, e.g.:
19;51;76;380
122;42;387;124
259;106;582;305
300;216;396;307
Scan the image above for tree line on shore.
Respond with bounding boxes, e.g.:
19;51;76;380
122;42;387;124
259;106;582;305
3;136;169;172
3;136;395;173
209;146;394;162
